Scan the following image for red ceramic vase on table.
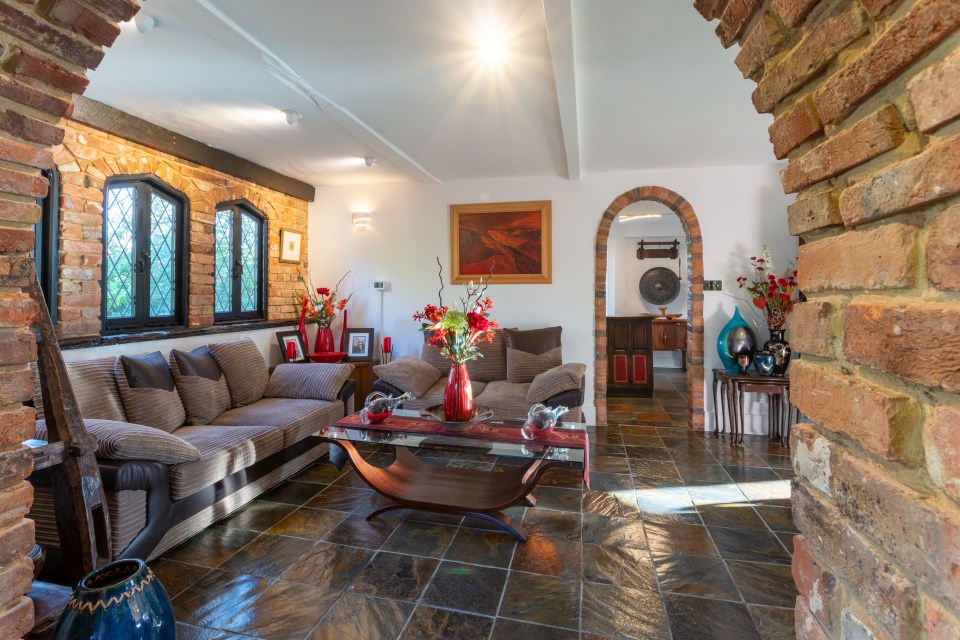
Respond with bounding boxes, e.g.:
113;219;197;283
443;364;474;422
315;327;335;353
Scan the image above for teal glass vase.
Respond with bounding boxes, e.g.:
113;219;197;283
717;307;756;373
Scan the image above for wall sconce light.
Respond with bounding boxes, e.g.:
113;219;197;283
352;212;372;233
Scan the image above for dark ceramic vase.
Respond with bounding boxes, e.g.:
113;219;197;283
764;330;792;375
53;559;175;640
717;308;756;373
753;350;776;376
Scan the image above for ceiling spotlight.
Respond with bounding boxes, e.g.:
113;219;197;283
363;156;376;167
135;14;158;33
281;110;302;125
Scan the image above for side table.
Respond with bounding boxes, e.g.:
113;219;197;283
350;361;378;404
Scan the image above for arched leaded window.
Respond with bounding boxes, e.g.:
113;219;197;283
214;200;266;321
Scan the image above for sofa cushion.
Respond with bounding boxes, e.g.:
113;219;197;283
504;327;563;383
211;397;343;447
208;338;269;407
33;356;127;423
399;379;488;411
420;335;452;376
31;486;147;557
473;381;536;420
168;424;285;500
36;418;200;464
466;329;508;382
264;363;354;402
170;346;231;426
373;357;442;397
526;363;587;403
115;352;187;433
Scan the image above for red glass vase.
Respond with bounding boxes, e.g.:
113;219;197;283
315;326;335;353
443;363;474;422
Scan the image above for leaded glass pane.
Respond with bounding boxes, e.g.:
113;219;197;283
104;186;136;319
239;212;260;313
214;210;233;314
148;192;176;317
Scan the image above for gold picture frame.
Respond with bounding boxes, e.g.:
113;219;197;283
449;200;552;285
279;229;302;264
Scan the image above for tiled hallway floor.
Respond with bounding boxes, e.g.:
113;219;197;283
158;369;797;640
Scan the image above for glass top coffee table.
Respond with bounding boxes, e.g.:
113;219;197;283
318;409;589;541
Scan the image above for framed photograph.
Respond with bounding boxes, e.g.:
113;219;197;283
344;328;374;361
276;330;309;363
450;200;552;284
279;229;303;264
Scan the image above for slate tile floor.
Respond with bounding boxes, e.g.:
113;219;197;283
159;368;797;639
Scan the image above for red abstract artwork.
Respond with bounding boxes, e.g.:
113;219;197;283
450;201;552;284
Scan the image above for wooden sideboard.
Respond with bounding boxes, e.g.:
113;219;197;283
350;361;378;404
606;316;654;397
652;319;687;371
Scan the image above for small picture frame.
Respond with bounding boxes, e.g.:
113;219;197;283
344;328;374;361
276;330;309;363
279;229;303;264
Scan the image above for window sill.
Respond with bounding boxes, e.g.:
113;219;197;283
59;319;295;350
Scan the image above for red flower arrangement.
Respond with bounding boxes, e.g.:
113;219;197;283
736;246;798;331
413;277;498;364
297;272;352;328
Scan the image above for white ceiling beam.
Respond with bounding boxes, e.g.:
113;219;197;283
543;0;581;180
186;0;440;184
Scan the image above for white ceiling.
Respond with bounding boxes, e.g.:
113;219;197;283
85;0;776;188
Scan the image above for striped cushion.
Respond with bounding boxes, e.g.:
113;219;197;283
211;397;343;447
115;352;186;433
170;347;231;425
264;363;354;401
421;339;452;376
31;486;147;557
526;363;586;402
209;338;269;407
473;381;536;420
373;357;442;397
505;327;563;383
168;424;285;500
466;329;508;382
35;418;201;464
33;356;127;422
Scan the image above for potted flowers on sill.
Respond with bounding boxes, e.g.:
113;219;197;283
735;246;798;374
413;276;499;422
297;271;352;354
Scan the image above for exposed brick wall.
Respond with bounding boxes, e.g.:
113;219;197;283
594;186;705;430
696;0;960;637
52;120;309;338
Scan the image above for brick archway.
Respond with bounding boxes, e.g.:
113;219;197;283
593;187;704;429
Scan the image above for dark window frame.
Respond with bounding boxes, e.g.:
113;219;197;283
35;167;60;323
101;174;190;333
214;199;267;323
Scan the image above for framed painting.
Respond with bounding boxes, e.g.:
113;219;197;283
344;327;375;362
279;229;302;264
449;200;552;284
276;330;309;363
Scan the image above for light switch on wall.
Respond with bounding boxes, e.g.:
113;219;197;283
704;280;723;291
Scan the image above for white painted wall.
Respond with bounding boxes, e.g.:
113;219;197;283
308;164;798;433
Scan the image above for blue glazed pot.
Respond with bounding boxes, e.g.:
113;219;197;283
53;559;175;640
753;350;776;376
717;307;756;373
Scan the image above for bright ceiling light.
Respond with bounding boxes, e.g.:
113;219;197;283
476;26;508;64
618;213;663;222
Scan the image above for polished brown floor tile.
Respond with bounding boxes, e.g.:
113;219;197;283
322;514;398;549
217;500;298;532
219;532;314;578
748;605;796;640
310;592;413;640
531;486;581;512
331;470;374;489
582;490;636;518
498;572;580;629
589;472;634;492
776;532;796;555
443;528;516;568
350;551;439;601
490;618;579;640
401;605;493;639
305;485;372;512
162;526;259;568
674;462;732;485
665;593;762;640
422;561;507;615
291;461;347;484
259;479;325;505
148;559;210;600
621;434;666;447
754;505;799;533
521;508;581;540
582;513;647;548
581;581;670;639
281;541;374;589
709;526;793;565
267;507;347;539
582;543;658;590
381;520;458;558
654;554;739;600
172;569;270;628
629;458;683;481
728;561;798;607
222;579;339;639
538;467;588;488
697;503;767;530
511;535;582;579
645;521;719;558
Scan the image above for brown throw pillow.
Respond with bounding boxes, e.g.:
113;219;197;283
115;352;187;433
373;357;442;397
466;329;508;382
505;327;563;383
33;356;127;423
420;328;452;376
209;338;269;407
35;418;200;464
264;363;355;401
170;346;232;425
526;363;586;402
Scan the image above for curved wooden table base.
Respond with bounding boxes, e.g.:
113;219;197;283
327;440;566;541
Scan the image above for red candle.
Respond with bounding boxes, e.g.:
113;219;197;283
286;341;296;360
383;336;392;353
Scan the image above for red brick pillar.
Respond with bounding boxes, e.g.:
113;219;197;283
0;1;137;637
697;1;960;637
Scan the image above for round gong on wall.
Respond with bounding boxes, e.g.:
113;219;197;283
639;267;681;305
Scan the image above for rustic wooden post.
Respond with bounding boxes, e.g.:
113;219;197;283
28;280;111;584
